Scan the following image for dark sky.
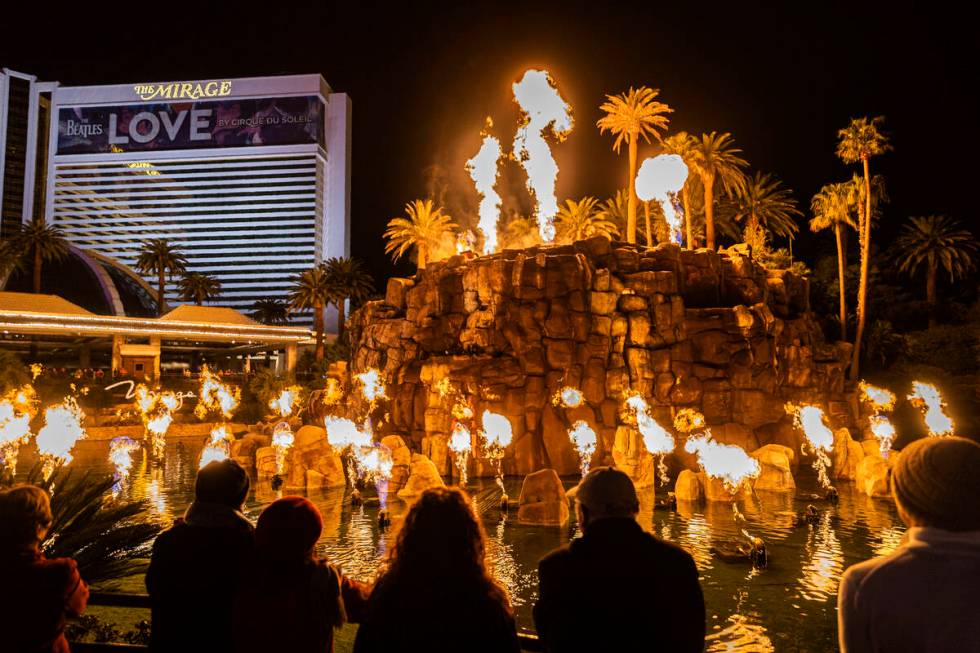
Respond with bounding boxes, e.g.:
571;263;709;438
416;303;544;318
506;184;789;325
3;0;973;284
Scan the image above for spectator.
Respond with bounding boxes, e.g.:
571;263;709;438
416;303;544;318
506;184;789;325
146;459;253;653
0;485;88;653
534;466;705;653
233;497;370;653
838;436;980;653
353;487;519;653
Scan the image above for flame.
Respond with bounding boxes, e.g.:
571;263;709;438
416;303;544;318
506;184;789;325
356;444;394;509
357;368;387;404
860;382;898;457
785;403;835;489
684;434;760;492
30;363;43;380
109;437;140;480
324;416;372;450
466;131;504;254
568;420;598;477
907;381;954;437
481;410;513;452
634;154;689;245
512;69;573;242
449;422;472;484
1;387;35;472
859;382;896;411
553;386;584;408
868;415;896;458
194;366;241;420
271;422;295;474
199;424;233;468
624;393;675;456
36;398;87;477
269;386;302;418
134;385;178;458
673;408;706;434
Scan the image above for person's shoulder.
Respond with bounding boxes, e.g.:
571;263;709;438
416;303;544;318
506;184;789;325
537;544;573;575
642;532;699;570
842;546;915;593
36;556;81;586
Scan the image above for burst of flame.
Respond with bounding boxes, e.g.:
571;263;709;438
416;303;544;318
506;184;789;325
269;386;302;418
512;69;573;242
356;444;394;509
553;386;584;408
271;421;295;475
109;436;140;480
449;422;472;484
357;369;387;404
199;424;233;468
481;410;513;453
907;381;954;437
868;414;897;458
467;130;504;254
634;154;689;245
859;382;896;411
673;408;706;434
1;388;35;472
194;366;241;420
324;416;372;450
134;385;178;458
684;434;760;493
36;398;87;477
624;393;675;456
30;363;43;380
859;382;898;458
568;420;597;477
785;403;835;489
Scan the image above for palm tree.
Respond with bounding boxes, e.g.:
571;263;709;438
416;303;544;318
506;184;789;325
837;116;891;379
384;199;456;271
289;266;331;361
176;272;222;306
893;216;977;328
322;256;375;340
663;131;698;248
12;216;70;294
135;240;187;316
555;197;619;244
249;299;290;325
596;87;672;244
599;190;630;238
810;183;858;341
688;132;748;251
733;172;802;245
497;215;543;250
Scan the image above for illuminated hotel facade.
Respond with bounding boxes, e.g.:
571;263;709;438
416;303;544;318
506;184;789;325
1;71;350;327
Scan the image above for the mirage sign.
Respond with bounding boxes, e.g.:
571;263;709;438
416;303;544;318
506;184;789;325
57;95;325;154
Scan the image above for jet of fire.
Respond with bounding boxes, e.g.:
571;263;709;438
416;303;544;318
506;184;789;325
199;424;233;469
194;366;240;421
624;392;675;485
134;385;179;459
907;381;954;437
481;410;512;492
553;386;584;408
859;382;896;411
357;369;387;405
634;154;688;245
785;404;835;489
324;416;373;484
684;434;760;493
860;382;898;458
36;398;87;478
466;127;504;254
449;422;472;485
109;436;140;481
269;386;302;419
1;387;36;473
271;422;295;475
512;69;573;242
356;444;395;509
568;420;597;477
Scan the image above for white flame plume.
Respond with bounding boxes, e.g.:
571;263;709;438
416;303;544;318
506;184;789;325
481;410;512;492
466;129;504;254
907;381;954;437
357;369;387;405
684;434;760;493
449;422;472;485
860;382;898;458
568;420;597;477
512;69;573;242
270;386;302;419
553;386;584;408
199;424;233;468
859;382;896;411
36;398;87;478
324;416;373;485
272;422;295;475
624;392;675;485
134;385;180;459
109;437;140;481
1;387;35;473
786;404;835;489
195;367;240;420
356;445;394;508
634;154;688;245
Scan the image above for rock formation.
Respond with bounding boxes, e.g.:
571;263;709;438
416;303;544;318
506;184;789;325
517;468;570;525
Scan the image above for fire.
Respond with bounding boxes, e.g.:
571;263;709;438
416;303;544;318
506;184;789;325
199;424;233;468
684;434;760;492
271;422;295;474
907;381;954;437
448;422;472;485
859;382;896;411
269;386;302;418
356;444;394;510
568;420;597;477
512;69;573;242
324;416;372;450
357;368;387;405
634;154;689;245
673;408;706;434
194;366;240;420
869;415;896;458
553;386;584;408
785;403;835;489
481;410;512;492
624;392;675;485
133;385;178;459
860;382;898;458
466;129;504;254
109;437;140;480
1;386;35;473
36;398;87;478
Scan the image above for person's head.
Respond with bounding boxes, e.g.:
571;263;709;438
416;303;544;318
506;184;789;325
255;496;322;562
891;435;980;531
195;459;249;509
575;466;639;529
0;485;53;553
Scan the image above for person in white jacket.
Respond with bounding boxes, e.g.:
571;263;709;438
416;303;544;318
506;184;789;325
838;435;980;653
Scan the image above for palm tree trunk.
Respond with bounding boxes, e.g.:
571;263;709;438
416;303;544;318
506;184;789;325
314;301;325;361
33;248;42;293
643;202;652;246
158;268;166;316
849;158;872;380
336;298;346;342
417;245;427;271
682;184;693;249
627;136;638;244
704;174;716;251
927;260;937;329
835;223;847;341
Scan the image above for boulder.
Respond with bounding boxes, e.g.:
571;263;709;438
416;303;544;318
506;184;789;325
295;425;327;448
611;426;655;489
309;449;346;489
750;445;796;491
396;454;445;500
517;469;570;526
699;471;751;503
674;469;703;502
381;435;412;495
856;455;891;497
255;446;278;478
832;428;865;480
230;433;269;461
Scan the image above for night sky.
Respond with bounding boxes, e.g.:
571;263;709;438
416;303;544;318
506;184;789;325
3;0;973;285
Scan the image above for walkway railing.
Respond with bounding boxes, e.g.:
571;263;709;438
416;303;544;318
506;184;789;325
73;592;545;652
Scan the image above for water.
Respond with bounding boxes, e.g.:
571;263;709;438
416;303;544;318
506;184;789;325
59;437;904;652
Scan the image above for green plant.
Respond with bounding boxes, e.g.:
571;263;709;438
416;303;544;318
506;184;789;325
176;272;222;305
384;199;457;270
135;239;187;316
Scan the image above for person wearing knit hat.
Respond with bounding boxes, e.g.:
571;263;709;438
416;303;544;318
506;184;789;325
838;436;980;653
233;497;370;653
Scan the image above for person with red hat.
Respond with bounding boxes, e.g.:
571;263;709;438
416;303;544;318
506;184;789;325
233;496;370;653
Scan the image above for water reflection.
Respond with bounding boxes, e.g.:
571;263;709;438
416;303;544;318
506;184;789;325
799;512;844;602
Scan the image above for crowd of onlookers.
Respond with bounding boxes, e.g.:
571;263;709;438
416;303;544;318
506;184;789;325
1;436;978;652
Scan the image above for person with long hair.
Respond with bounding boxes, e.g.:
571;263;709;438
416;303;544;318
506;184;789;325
233;496;370;653
353;487;520;653
0;484;88;653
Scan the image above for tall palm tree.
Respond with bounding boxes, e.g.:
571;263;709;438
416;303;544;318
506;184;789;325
12;216;70;294
663;131;698;248
289;266;331;361
322;256;375;340
837;116;891;379
688;132;748;251
176;272;222;306
810;183;858;341
596;87;672;244
135;240;187;316
599;190;630;238
893;216;977;328
384;199;456;271
555;197;619;244
733;172;802;244
249;299;290;326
